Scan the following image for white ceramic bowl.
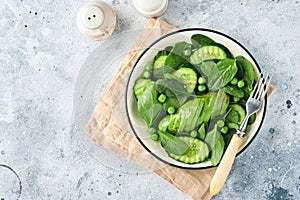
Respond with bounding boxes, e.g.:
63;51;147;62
125;28;267;169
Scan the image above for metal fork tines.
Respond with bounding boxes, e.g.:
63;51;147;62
238;72;271;135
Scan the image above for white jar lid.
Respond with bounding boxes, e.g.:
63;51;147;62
133;0;168;17
79;5;104;29
77;1;116;41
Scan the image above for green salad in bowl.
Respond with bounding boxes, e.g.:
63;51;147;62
126;29;266;169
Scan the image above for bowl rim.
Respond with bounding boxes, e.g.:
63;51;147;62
125;28;267;170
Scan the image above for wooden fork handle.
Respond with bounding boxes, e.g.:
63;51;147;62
210;134;243;196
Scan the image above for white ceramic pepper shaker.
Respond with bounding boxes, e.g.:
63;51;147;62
77;1;116;40
133;0;168;17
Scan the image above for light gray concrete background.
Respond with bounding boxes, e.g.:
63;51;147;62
0;0;300;199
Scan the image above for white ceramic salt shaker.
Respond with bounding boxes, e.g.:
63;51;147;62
133;0;168;17
77;1;116;40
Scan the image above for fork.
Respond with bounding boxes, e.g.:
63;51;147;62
210;72;271;196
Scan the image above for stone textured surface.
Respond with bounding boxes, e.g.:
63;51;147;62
0;0;300;199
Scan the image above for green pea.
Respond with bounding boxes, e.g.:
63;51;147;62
198;85;206;92
145;63;153;71
191;130;198;138
217;120;225;128
183;48;192;56
198;77;206;85
230;77;238;85
143;71;151;78
149;127;156;134
151;133;159;141
221;126;229;134
158;94;167;103
237;80;245;88
167;106;175;114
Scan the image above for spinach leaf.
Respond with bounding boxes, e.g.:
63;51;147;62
204;125;225;166
153;50;170;62
152;55;175;80
156;79;185;97
156;74;189;105
146;104;164;127
210;134;225;166
236;56;256;95
171;41;191;56
163;97;180;111
200;58;238;91
223;85;245;98
198;61;217;77
205;125;220;149
158;131;189;156
164;42;190;69
223;130;234;148
191;34;215;48
137;84;165;127
152;65;175;81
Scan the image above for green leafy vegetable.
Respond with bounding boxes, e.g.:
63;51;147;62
164;42;190;69
137;84;165;127
191;34;215;48
158;131;189;156
163;97;180;111
236;55;256;95
154;50;169;62
223;85;245;98
210;135;225;166
223;130;234;148
204;125;225;166
152;55;175;80
156;74;189;105
200;58;238;90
